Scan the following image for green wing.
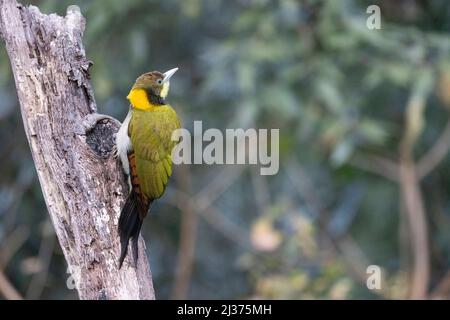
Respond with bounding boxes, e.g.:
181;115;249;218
129;105;180;199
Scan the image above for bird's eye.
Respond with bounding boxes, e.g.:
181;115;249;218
157;79;163;85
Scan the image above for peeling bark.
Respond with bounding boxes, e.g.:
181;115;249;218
0;0;155;300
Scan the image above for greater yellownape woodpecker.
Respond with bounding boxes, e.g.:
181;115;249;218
116;68;180;268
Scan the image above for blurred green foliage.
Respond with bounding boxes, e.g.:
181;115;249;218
1;0;450;299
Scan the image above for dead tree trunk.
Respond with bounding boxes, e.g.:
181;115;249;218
0;0;155;299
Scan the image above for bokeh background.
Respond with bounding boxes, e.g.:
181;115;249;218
1;0;450;299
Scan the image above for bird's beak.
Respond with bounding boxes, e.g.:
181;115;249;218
163;67;178;83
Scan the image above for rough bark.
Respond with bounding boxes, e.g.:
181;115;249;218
0;0;155;299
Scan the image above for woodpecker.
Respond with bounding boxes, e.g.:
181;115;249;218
116;68;180;268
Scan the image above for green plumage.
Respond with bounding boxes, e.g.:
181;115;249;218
129;105;181;199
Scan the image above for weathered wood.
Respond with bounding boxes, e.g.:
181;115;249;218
0;0;155;299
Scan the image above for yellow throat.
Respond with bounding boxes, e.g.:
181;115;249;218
127;82;170;111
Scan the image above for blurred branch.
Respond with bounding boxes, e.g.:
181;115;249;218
349;154;399;181
167;187;252;250
25;223;55;299
430;270;450;299
1;166;34;234
399;160;430;299
417;118;450;179
201;204;252;249
0;225;29;268
195;165;245;211
166;153;251;252
171;165;198;300
286;161;390;298
0;268;22;300
398;74;432;299
398;198;412;297
0;226;27;300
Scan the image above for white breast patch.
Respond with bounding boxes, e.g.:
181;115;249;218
116;110;133;190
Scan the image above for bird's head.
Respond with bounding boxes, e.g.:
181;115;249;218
127;67;178;109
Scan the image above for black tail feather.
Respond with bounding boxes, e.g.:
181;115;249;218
118;191;143;269
131;235;140;268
